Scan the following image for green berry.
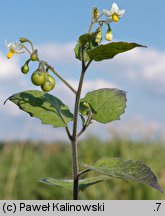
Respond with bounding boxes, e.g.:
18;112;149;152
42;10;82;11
47;75;55;89
41;75;55;92
30;50;39;61
31;71;46;86
41;80;53;92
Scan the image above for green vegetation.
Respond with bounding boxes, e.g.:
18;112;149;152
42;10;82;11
0;138;164;200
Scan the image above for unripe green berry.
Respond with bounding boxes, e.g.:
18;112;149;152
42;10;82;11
30;50;39;61
47;75;55;89
41;80;53;92
31;71;46;86
41;75;55;92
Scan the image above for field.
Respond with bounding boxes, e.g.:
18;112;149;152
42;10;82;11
0;137;165;200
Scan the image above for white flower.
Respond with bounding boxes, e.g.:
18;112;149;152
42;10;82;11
103;2;125;23
5;40;25;59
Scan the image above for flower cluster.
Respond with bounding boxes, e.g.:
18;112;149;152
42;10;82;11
5;2;125;92
6;38;56;92
5;40;25;59
91;2;125;43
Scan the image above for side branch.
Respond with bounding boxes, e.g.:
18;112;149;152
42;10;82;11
41;61;77;95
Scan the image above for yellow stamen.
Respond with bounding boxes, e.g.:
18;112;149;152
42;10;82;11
112;14;119;22
7;50;14;59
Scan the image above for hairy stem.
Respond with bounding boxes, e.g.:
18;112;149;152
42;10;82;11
71;48;87;200
71;71;86;200
88;13;103;33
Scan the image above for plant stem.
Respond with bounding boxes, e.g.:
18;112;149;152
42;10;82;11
27;39;34;52
71;48;87;200
88;13;103;33
20;44;32;55
88;22;94;34
71;70;86;200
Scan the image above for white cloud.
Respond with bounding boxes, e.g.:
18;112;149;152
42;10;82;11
37;42;76;64
108;115;165;141
101;48;165;95
0;52;20;79
123;48;165;81
69;79;117;96
0;53;32;116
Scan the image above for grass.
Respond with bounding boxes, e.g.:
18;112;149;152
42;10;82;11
0;137;165;200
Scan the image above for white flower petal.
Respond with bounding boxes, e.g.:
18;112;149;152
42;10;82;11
118;9;126;17
111;3;119;14
103;9;112;17
5;40;12;48
12;42;19;49
5;39;9;47
5;40;25;58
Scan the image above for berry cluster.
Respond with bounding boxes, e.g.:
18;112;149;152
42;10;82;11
20;38;55;92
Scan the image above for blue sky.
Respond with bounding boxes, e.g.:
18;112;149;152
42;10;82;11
1;0;165;141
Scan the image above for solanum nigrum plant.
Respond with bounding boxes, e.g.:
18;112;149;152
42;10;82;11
4;3;163;199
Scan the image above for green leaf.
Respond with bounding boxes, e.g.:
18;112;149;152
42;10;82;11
80;88;127;123
74;30;100;62
39;176;110;191
6;90;73;127
87;42;146;61
83;157;163;192
78;30;100;47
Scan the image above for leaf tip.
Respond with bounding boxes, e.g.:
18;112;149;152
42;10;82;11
4;96;11;105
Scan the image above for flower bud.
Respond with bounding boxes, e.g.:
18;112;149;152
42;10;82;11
92;7;100;21
83;102;90;109
105;25;113;41
30;49;39;61
106;30;113;41
20;37;29;43
95;31;102;44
